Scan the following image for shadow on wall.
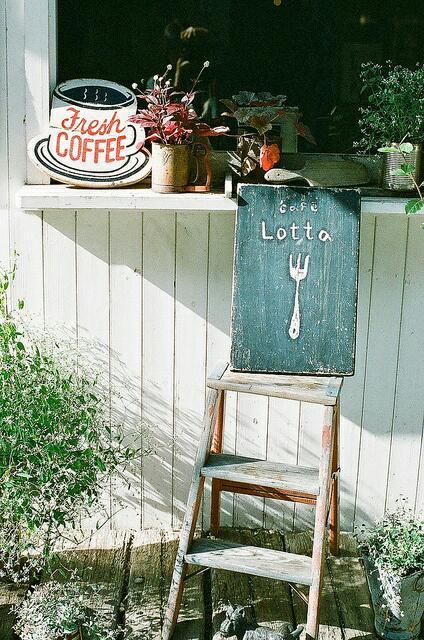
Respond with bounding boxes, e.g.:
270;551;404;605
20;208;423;531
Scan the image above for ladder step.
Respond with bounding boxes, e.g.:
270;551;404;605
185;538;312;585
202;454;320;496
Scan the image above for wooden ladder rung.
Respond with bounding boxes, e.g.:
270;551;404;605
185;538;313;585
202;453;320;496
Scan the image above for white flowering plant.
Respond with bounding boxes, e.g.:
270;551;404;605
357;502;424;614
14;578;120;640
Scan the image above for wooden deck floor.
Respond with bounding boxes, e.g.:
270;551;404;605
1;529;377;640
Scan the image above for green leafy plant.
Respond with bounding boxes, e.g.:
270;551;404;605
378;141;424;223
0;264;139;583
357;502;424;613
356;62;424;152
14;577;119;640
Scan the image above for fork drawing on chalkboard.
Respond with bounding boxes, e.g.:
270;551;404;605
288;253;310;340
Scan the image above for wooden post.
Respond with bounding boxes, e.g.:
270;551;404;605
306;405;335;640
162;363;227;640
210;391;225;537
329;399;340;556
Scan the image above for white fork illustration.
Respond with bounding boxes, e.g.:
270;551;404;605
288;253;310;340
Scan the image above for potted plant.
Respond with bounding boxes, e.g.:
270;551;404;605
358;503;424;640
221;91;316;178
130;62;228;193
0;264;139;584
14;578;119;640
356;62;424;191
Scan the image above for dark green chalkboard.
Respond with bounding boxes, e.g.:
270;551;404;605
230;185;361;375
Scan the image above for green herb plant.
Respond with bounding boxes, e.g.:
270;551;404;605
0;264;139;583
14;576;119;640
356;62;424;152
357;502;424;614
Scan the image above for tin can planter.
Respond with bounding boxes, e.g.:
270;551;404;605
151;142;191;193
363;555;424;640
380;144;422;191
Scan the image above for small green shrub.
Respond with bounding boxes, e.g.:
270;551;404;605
356;62;424;152
14;577;119;640
0;265;139;582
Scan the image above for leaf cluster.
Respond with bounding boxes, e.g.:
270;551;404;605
356;62;424;151
14;577;119;640
358;502;424;612
129;62;228;145
0;266;138;583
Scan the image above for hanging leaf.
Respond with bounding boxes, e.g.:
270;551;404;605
405;198;424;215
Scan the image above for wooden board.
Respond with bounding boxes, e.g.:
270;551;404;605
284;532;342;640
231;185;361;375
186;537;313;585
208;369;343;405
211;528;295;633
202;453;319;495
125;530;203;640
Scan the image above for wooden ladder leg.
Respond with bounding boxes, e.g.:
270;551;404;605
210;390;225;537
162;386;221;640
329;398;340;556
306;405;335;640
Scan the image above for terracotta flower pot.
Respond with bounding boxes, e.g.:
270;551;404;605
151;143;191;193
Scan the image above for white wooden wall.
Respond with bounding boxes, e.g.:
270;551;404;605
1;0;423;533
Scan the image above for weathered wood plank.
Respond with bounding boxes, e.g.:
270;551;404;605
109;210;143;529
208;371;343;406
285;531;342;640
233;393;269;527
186;538;312;585
202;454;319;495
354;216;408;525
326;534;376;640
264;397;301;531
141;211;176;529
172;211;209;527
125;530;203;640
211;528;296;634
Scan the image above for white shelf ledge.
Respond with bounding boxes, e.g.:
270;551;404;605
16;184;237;212
16;184;419;216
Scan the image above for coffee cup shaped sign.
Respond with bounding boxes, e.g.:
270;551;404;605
28;79;151;187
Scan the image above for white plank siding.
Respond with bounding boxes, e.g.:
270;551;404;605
1;2;424;534
1;208;421;532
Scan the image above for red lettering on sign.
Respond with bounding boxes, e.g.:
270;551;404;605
55;131;68;157
60;107;125;136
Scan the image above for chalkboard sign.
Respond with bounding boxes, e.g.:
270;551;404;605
231;185;361;375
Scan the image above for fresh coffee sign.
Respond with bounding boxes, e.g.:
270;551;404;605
231;184;361;375
28;79;151;187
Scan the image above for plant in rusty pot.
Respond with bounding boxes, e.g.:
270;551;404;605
14;578;119;640
130;62;228;193
221;91;316;179
358;502;424;640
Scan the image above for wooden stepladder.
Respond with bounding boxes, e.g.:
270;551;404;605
163;362;343;640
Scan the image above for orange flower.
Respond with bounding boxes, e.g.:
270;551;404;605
259;143;280;171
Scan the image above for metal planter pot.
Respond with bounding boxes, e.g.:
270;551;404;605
363;555;424;640
380;145;422;191
151;143;191;193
